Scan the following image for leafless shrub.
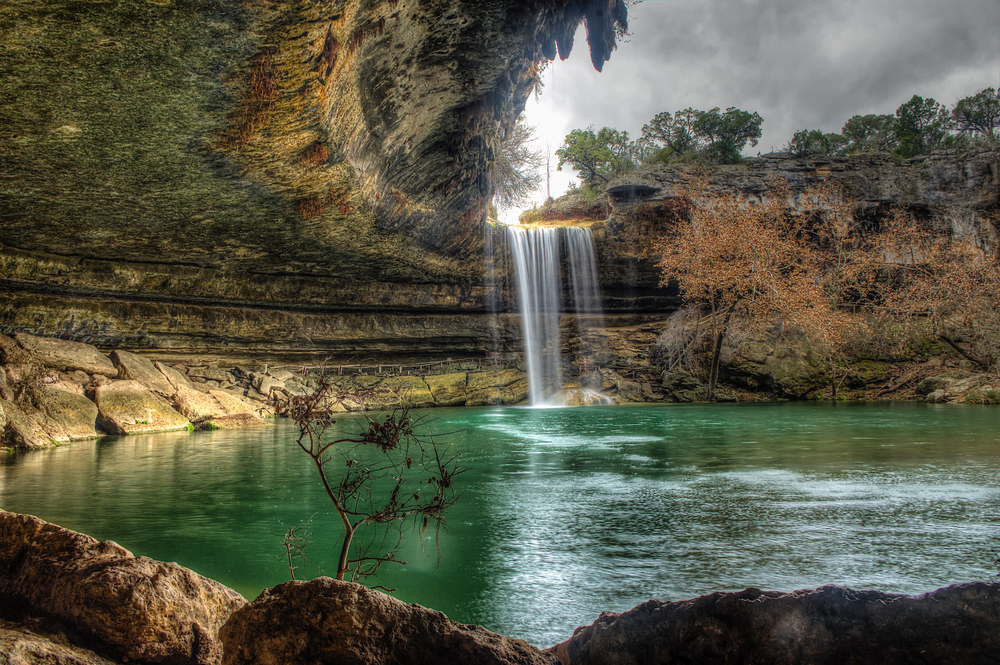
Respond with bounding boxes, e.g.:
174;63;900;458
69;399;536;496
651;307;709;376
272;379;463;586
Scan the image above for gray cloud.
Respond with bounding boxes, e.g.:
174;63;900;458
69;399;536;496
526;0;1000;159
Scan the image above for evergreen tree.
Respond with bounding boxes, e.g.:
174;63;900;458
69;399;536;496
894;95;950;158
951;88;1000;143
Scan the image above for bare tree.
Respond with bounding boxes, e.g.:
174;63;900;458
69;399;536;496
273;380;462;584
491;114;544;211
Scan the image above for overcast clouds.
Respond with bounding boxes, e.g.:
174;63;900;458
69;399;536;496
509;0;1000;218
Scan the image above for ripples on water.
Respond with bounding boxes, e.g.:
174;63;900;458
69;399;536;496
0;402;996;647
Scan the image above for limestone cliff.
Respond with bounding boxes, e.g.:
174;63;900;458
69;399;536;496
604;149;1000;258
583;148;1000;316
0;0;628;357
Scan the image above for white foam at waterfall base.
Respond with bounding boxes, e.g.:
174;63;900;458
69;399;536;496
504;225;604;407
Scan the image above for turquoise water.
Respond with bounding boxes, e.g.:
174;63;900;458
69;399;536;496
1;402;997;647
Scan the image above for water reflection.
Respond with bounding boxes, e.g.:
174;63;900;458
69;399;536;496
0;402;997;647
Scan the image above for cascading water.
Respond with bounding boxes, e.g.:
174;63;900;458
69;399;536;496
503;225;604;406
565;226;603;330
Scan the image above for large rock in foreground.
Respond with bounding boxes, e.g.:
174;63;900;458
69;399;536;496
0;510;246;665
549;584;1000;665
26;382;100;440
220;577;558;665
0;619;118;665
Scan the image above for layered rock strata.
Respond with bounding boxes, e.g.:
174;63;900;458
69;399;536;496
0;0;636;358
603;149;1000;261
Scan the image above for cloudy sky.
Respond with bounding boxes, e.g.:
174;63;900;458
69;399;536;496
504;0;1000;220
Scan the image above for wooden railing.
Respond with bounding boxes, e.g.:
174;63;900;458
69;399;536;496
270;356;506;378
269;357;661;382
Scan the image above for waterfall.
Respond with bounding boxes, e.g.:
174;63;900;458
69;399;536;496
503;225;603;406
565;227;603;328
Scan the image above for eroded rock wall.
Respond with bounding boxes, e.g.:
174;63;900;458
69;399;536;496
604;149;1000;261
0;0;630;357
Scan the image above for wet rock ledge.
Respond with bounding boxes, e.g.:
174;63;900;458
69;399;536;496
0;331;536;449
1;510;996;665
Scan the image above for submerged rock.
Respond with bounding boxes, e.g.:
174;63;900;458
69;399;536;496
0;510;246;665
220;577;558;665
197;413;270;430
549;583;1000;665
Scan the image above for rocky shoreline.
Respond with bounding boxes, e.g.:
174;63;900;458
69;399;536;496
2;329;997;450
0;331;544;449
1;510;996;665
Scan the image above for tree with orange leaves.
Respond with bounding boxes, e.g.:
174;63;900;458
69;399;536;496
852;208;1000;370
654;176;854;400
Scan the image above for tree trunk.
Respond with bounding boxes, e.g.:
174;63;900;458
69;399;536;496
337;527;355;581
939;334;989;370
708;327;725;401
707;305;735;402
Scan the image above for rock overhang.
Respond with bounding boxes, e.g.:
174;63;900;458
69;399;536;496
0;0;630;285
0;0;635;352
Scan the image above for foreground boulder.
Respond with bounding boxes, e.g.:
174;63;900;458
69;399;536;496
220;577;558;665
1;398;65;448
0;510;246;665
0;618;118;665
549;584;999;665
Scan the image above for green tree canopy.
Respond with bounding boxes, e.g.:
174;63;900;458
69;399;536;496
841;114;897;153
555;126;636;185
693;107;764;163
640;106;763;164
951;87;1000;143
641;108;700;157
787;129;848;157
894;95;950;158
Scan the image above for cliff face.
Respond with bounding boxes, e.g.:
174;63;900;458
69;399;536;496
0;0;628;357
605;149;1000;253
595;148;1000;310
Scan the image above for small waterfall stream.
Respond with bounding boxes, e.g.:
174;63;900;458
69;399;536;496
503;225;604;406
